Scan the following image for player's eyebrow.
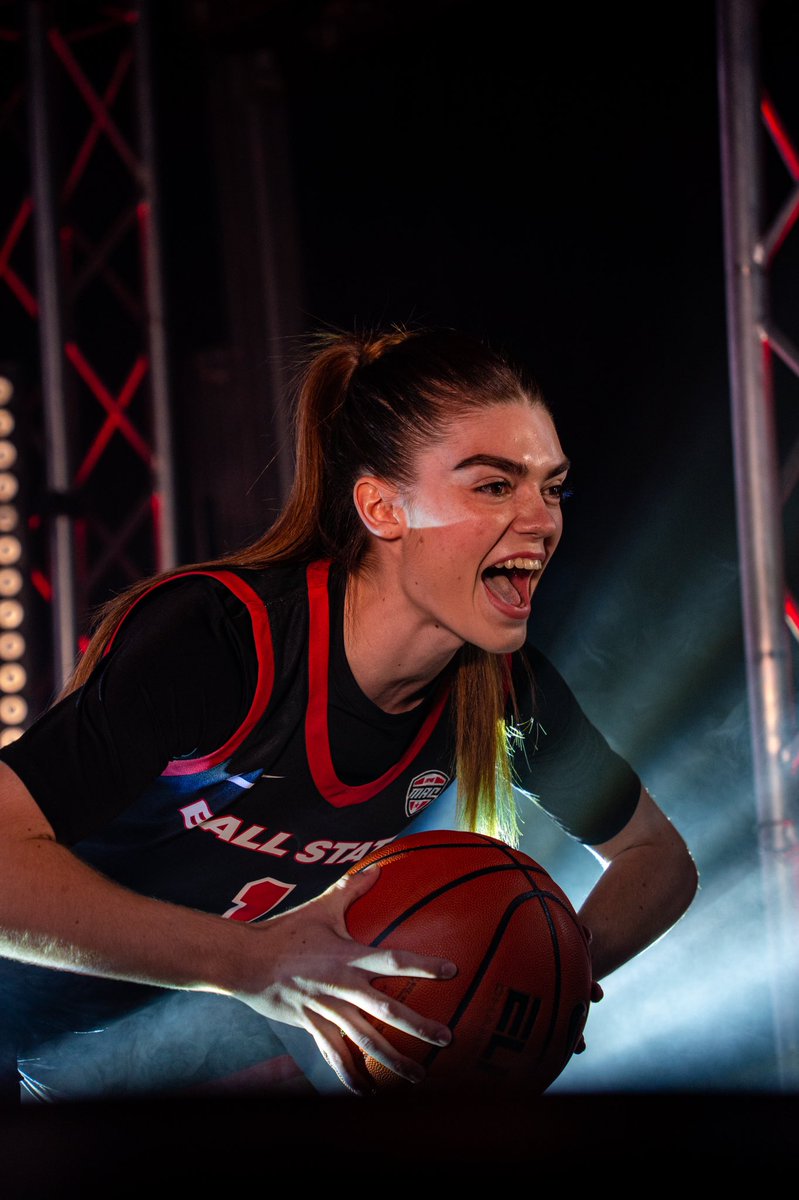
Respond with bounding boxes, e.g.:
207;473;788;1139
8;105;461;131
453;453;571;478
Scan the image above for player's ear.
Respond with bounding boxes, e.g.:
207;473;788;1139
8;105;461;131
352;476;407;540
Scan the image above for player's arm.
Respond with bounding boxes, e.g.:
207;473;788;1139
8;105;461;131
0;761;454;1093
0;759;255;986
576;786;698;981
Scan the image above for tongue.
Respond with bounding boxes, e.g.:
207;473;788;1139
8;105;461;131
484;571;523;606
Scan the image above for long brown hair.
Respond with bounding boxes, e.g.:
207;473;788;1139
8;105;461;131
68;327;546;844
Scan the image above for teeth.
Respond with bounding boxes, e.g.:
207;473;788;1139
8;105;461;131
496;557;542;571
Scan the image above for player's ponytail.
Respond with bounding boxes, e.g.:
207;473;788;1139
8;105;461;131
66;332;366;686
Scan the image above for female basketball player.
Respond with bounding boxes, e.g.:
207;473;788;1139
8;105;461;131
0;328;697;1098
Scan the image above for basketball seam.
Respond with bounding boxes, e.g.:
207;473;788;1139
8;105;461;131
363;865;562;944
419;889;562;1074
352;836;545;874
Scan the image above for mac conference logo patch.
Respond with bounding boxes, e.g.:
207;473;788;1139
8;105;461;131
405;770;450;817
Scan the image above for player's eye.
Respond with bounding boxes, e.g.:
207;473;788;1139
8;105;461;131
477;480;512;497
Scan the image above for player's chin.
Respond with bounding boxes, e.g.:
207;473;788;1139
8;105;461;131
471;619;529;656
472;602;530;653
496;628;528;655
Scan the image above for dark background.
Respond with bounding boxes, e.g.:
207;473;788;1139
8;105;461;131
158;0;735;567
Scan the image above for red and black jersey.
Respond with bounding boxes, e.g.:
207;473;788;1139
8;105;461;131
71;559;460;920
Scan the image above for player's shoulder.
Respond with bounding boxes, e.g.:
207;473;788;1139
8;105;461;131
99;562;309;669
118;560;310;621
509;638;581;733
230;559;316;607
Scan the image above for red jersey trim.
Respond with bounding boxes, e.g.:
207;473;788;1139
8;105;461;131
304;560;451;808
103;570;275;777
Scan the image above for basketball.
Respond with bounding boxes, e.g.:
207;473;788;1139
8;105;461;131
343;829;593;1094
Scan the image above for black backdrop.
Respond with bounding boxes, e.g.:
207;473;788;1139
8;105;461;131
155;0;738;635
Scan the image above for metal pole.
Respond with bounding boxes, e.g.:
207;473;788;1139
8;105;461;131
27;0;78;691
717;0;799;1089
134;0;178;569
246;50;296;505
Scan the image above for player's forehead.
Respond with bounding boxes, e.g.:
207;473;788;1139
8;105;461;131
412;402;566;477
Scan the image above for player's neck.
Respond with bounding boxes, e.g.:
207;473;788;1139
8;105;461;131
343;565;461;715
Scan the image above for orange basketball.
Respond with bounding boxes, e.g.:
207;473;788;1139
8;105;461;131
344;829;593;1094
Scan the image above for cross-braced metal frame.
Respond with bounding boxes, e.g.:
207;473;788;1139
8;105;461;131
0;0;176;697
717;0;799;1088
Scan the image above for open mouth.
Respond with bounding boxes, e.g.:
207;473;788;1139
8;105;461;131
482;557;542;608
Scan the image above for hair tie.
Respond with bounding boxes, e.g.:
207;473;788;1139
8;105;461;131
358;329;410;369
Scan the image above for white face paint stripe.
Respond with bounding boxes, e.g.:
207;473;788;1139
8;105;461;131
401;496;456;530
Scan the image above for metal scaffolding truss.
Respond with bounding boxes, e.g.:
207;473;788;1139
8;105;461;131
717;0;799;1088
0;0;176;693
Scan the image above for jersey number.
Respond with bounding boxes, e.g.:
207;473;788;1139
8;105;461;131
224;876;296;922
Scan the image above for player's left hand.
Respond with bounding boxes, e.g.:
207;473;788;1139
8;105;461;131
573;926;603;1055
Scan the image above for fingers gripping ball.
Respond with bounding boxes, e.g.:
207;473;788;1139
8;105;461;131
344;830;593;1094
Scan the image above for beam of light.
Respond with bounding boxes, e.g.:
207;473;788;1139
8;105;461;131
521;400;790;1094
551;856;777;1093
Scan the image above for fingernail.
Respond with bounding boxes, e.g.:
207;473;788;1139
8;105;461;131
406;1064;425;1083
440;962;457;978
436;1028;451;1046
